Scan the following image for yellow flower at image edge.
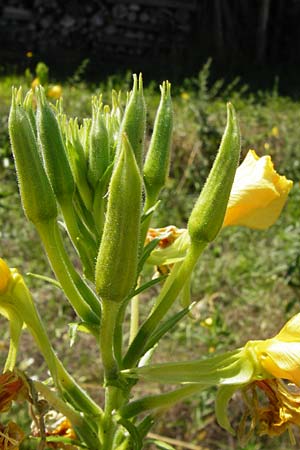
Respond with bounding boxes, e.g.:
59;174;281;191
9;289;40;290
223;150;293;229
236;313;300;441
0;258;11;294
254;313;300;385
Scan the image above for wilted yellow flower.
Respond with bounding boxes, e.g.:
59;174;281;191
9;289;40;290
223;150;293;229
0;371;28;413
240;379;300;441
47;84;62;100
0;421;25;450
219;313;300;439
0;259;11;294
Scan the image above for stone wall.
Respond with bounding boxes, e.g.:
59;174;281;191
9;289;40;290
0;0;198;78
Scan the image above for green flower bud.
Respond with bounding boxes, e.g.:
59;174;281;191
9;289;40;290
88;97;110;188
8;88;57;224
119;74;146;169
95;133;142;303
143;81;173;206
66;118;93;211
23;89;37;136
36;86;75;203
188;103;240;244
80;118;92;160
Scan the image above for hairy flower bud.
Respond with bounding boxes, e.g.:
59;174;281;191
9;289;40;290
95;133;142;302
118;74;146;169
188;103;240;244
36;86;75;203
143;81;173;206
9;88;58;224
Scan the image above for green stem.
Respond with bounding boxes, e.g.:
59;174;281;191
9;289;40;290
33;380;82;426
34;381;100;450
123;242;206;368
19;297;102;418
101;387;119;450
120;384;204;418
52;220;101;318
100;300;127;450
60;197;97;280
4;308;22;372
36;219;100;323
100;300;120;381
139;196;156;260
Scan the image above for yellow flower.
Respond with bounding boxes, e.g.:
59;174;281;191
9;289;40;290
271;126;279;138
216;313;300;439
47;85;62;100
26;51;33;58
0;259;11;294
180;92;190;101
31;77;40;89
254;313;300;385
239;379;300;441
223;150;293;229
0;421;25;450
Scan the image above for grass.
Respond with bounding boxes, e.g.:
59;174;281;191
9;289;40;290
0;63;300;449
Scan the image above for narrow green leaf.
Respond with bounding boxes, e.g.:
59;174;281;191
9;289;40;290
138;238;160;273
27;272;62;289
130;275;167;299
144;302;197;354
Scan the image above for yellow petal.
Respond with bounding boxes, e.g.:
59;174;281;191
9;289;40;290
223;150;293;229
275;313;300;342
257;340;300;385
0;259;11;295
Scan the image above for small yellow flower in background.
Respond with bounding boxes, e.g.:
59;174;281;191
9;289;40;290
31;77;40;90
47;85;63;100
271;126;279;138
26;51;33;58
223;150;293;229
264;142;270;150
180;91;190;101
200;317;213;327
0;258;11;294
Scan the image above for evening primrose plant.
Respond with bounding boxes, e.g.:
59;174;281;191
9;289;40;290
1;74;294;449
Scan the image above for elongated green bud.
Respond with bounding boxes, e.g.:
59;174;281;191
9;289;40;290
66;118;93;211
95;133;142;302
80;118;92;160
188;103;240;244
8;88;57;224
143;81;173;206
23;89;37;136
88;99;109;188
119;74;146;169
36;86;75;203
